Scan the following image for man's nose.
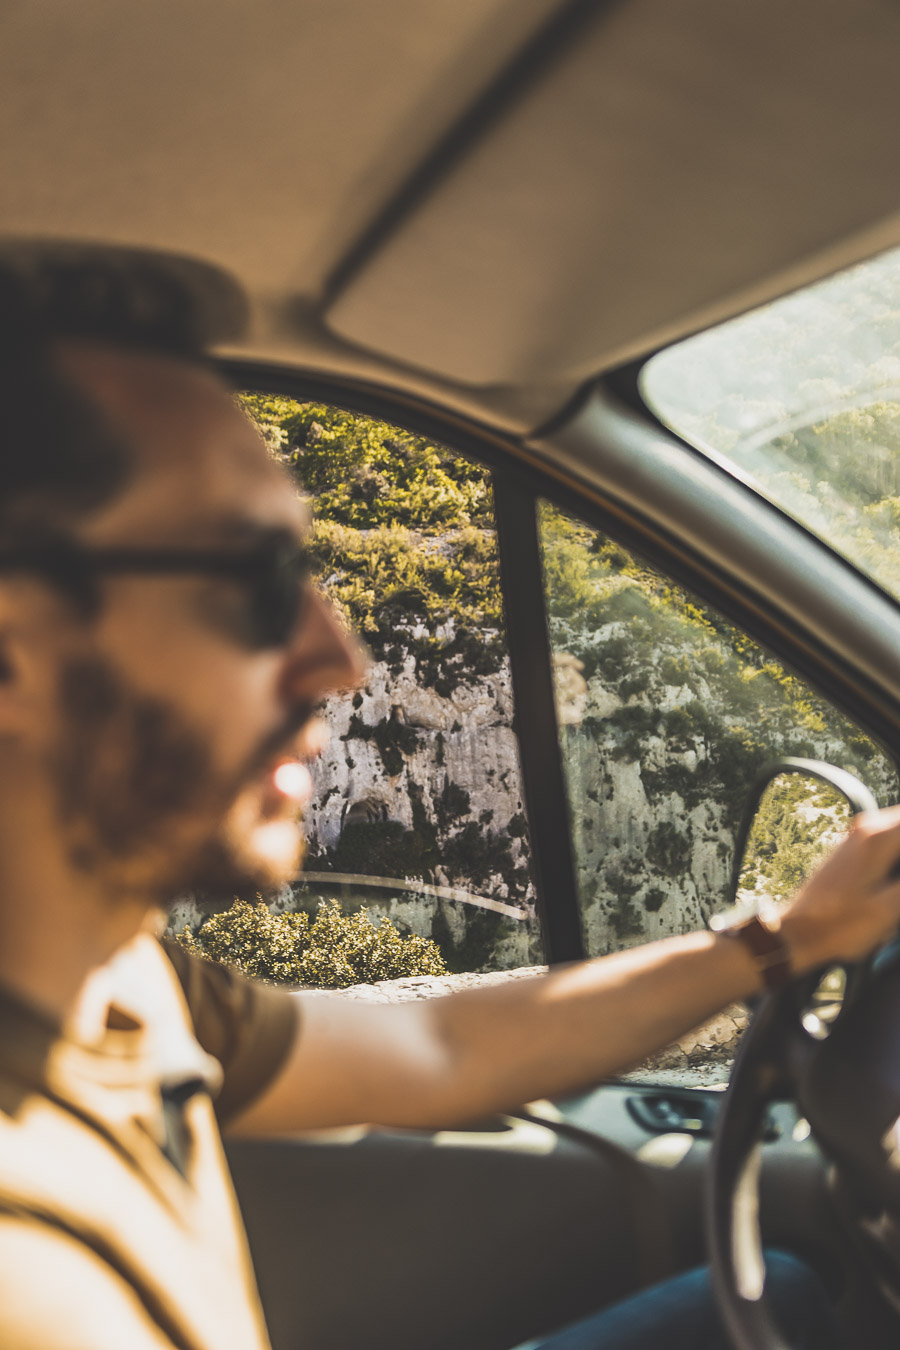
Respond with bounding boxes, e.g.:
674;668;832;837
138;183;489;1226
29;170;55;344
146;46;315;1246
279;586;367;706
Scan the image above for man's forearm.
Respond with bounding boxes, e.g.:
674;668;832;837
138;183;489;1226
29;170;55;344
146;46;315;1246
421;929;762;1125
422;808;900;1125
230;927;763;1137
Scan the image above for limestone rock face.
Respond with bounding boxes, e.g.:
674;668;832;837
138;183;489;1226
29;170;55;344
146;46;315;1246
302;646;539;972
308;649;516;848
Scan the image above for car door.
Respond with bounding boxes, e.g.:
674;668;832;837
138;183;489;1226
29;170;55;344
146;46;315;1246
221;305;900;1347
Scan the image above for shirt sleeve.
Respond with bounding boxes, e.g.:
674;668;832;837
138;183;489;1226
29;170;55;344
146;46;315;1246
161;941;300;1125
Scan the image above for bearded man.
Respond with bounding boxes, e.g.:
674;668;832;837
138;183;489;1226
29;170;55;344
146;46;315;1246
0;255;893;1349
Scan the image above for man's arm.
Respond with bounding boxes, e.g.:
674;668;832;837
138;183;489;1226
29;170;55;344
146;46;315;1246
227;806;900;1137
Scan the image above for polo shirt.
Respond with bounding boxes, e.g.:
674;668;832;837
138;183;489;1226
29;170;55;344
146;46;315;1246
0;932;299;1349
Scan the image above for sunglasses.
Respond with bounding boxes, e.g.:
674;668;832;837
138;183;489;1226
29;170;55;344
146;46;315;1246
0;527;313;649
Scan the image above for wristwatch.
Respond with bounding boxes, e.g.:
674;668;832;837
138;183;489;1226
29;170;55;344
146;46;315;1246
708;908;793;990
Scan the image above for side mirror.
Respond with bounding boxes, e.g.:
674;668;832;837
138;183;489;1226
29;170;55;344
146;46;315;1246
727;756;878;1030
730;757;878;912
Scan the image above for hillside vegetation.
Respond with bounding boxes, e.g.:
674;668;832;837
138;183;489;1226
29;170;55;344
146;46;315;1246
241;396;505;692
539;502;889;820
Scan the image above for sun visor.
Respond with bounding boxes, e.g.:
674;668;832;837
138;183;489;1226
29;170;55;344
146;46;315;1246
325;0;900;387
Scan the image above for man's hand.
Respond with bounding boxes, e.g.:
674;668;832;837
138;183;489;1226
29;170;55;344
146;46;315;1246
227;806;900;1138
779;803;900;972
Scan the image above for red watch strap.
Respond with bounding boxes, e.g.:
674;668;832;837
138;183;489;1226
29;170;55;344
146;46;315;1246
720;914;793;990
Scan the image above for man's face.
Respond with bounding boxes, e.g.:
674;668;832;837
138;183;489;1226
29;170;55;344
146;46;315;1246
11;344;364;903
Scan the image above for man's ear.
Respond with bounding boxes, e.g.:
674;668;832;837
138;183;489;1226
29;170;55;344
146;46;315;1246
0;572;65;734
0;621;27;734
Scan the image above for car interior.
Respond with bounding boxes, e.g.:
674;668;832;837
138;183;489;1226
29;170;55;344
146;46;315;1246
5;1;900;1347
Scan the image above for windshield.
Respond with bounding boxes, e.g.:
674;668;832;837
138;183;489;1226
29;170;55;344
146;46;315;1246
641;246;900;603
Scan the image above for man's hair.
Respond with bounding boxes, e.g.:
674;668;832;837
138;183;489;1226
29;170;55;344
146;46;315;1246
0;249;223;539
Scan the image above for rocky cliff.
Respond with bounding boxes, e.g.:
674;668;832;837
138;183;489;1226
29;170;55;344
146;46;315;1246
300;632;540;972
297;611;897;972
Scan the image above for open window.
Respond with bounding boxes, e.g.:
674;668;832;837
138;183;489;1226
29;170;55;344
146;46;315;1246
170;396;542;984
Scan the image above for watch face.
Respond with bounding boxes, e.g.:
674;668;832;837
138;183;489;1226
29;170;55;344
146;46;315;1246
708;899;760;933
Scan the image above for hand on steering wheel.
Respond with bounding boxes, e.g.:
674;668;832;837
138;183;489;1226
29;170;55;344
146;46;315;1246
708;762;900;1350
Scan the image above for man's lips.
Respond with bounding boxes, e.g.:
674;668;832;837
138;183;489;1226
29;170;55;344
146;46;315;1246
267;717;330;806
272;759;313;802
237;713;330;824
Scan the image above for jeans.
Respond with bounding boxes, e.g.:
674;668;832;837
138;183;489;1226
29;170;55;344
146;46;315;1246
520;1251;844;1350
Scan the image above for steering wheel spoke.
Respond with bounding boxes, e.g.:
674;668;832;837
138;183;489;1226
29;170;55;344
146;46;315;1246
709;985;818;1350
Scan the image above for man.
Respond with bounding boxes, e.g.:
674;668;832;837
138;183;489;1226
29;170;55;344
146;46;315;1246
0;255;894;1349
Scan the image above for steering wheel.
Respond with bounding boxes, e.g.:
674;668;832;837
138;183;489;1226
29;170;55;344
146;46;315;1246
707;759;900;1349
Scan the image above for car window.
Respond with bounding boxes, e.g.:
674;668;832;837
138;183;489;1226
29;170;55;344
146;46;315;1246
169;398;542;987
641;246;900;605
537;499;898;1086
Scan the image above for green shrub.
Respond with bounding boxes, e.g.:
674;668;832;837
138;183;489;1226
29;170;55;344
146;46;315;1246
239;397;506;694
240;397;493;530
176;897;447;989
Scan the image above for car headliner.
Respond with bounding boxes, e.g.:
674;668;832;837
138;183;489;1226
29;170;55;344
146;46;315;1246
2;0;900;432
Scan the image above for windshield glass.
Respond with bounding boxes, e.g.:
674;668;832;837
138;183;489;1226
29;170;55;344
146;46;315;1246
641;246;900;602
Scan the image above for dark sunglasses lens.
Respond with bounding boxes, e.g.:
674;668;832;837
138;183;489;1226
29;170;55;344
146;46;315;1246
250;546;310;647
37;540;101;617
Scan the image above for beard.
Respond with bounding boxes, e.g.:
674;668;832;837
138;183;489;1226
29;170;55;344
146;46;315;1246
50;654;312;904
